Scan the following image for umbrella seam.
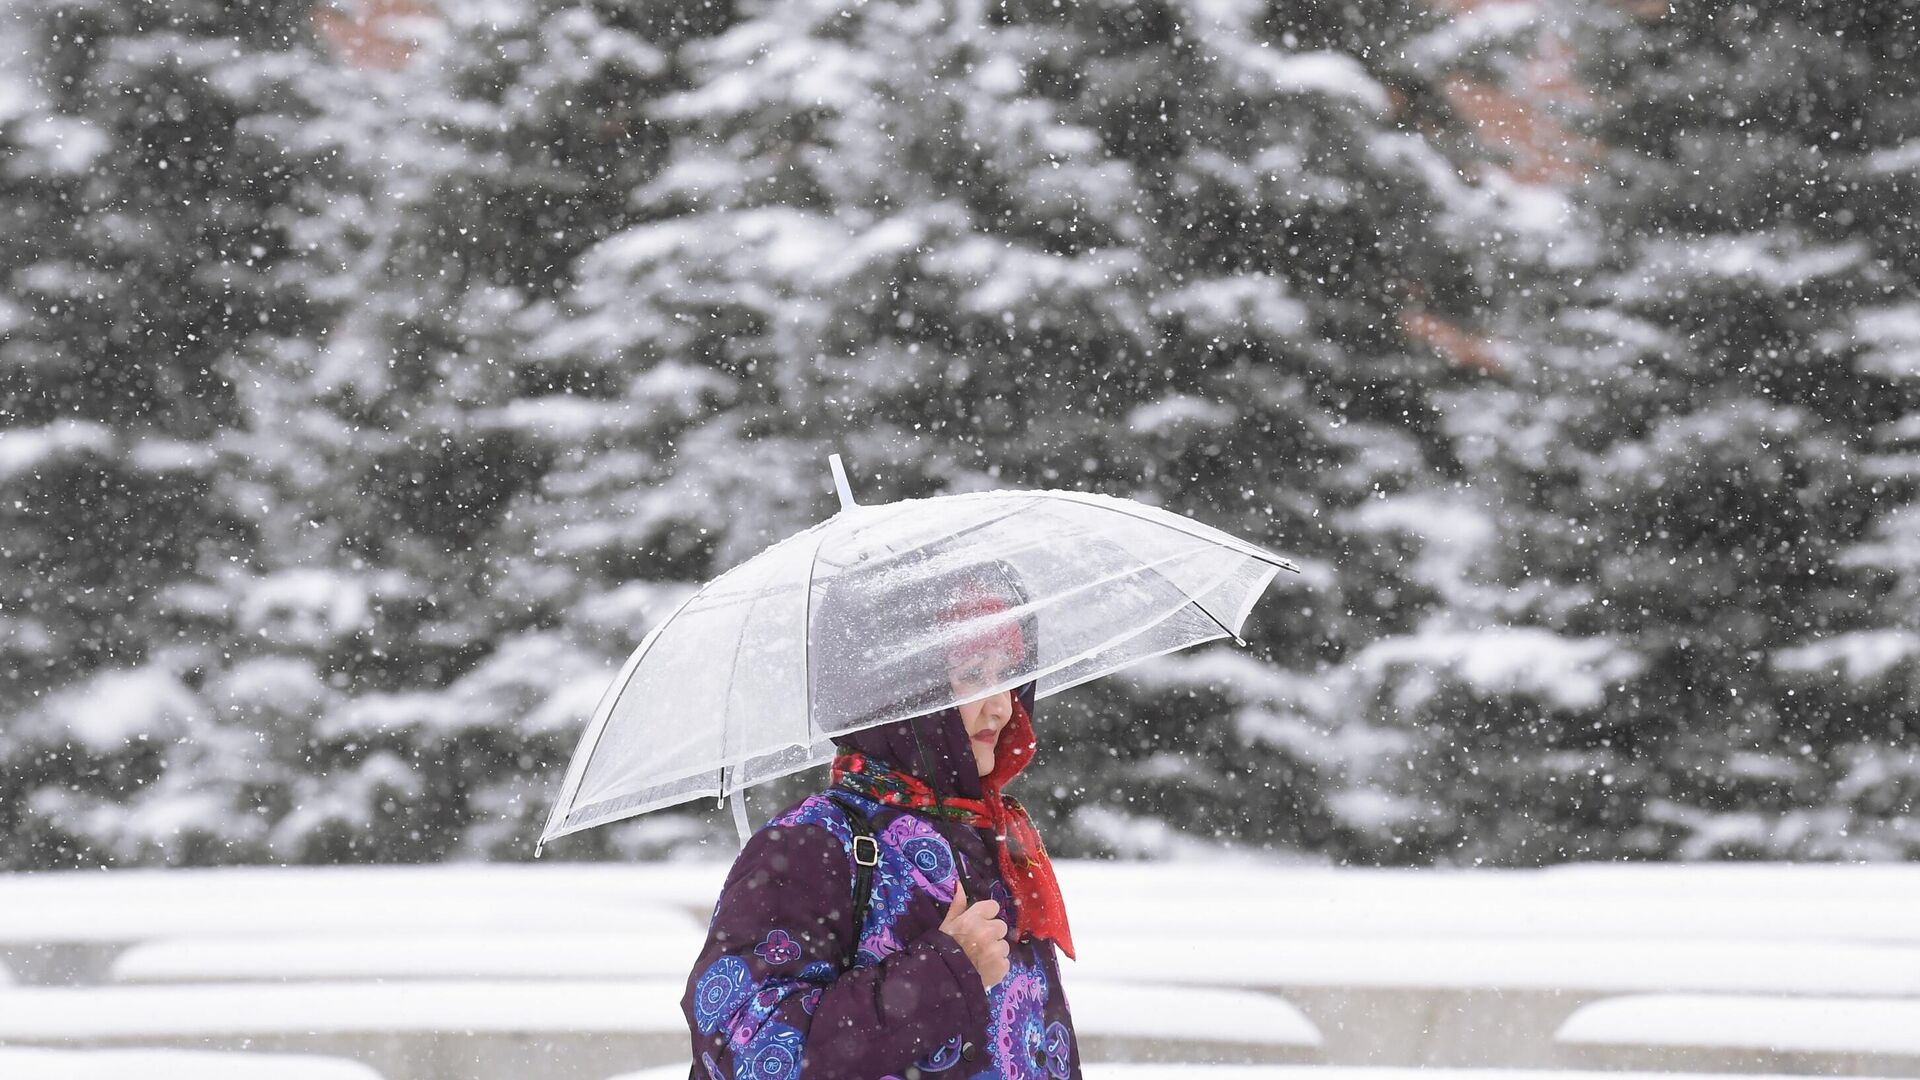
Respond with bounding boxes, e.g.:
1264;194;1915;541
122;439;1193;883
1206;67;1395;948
802;525;830;751
539;584;709;846
1043;489;1299;572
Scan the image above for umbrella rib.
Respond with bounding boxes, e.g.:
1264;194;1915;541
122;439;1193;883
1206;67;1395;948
810;496;1044;572
921;495;1046;548
715;548;787;806
801;524;830;751
915;552;1254;718
539;582;710;846
1035;555;1252;690
565;746;842;829
881;541;1225;670
1044;490;1299;572
1038;624;1231;701
1185;590;1246;646
1108;531;1257;646
1086;513;1270;647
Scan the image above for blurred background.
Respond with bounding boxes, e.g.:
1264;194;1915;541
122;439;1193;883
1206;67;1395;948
3;0;1917;871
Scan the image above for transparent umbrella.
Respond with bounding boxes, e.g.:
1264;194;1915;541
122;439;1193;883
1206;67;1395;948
539;455;1299;849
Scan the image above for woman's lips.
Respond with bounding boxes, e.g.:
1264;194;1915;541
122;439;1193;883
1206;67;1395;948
973;729;997;743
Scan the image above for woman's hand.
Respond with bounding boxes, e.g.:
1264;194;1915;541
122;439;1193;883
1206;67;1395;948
938;882;1010;989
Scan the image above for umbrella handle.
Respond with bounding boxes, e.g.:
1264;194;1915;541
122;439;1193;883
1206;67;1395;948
730;788;753;845
829;453;857;512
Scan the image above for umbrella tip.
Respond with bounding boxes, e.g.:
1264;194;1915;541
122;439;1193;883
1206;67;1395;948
828;453;857;512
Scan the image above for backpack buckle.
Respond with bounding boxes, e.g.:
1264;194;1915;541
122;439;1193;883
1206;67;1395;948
851;835;880;868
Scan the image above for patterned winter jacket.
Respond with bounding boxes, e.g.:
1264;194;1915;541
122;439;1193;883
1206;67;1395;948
681;686;1080;1080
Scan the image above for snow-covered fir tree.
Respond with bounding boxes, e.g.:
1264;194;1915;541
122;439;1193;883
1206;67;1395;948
2;0;1912;868
1426;0;1920;861
529;0;1557;858
0;0;345;865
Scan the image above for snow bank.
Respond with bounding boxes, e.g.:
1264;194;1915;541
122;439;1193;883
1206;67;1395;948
11;861;1920;948
0;978;1313;1052
1534;860;1920;898
109;922;1920;1001
111;931;707;984
0;864;727;927
1069;858;1920;902
1074;936;1920;996
1065;981;1318;1047
612;1064;1913;1080
1058;892;1920;945
0;980;688;1038
1556;994;1920;1057
0;1047;383;1080
0;891;697;945
1075;1060;1912;1068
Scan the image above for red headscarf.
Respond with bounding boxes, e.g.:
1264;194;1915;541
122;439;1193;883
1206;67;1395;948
829;718;1076;960
949;693;1075;959
937;580;1075;960
831;571;1076;957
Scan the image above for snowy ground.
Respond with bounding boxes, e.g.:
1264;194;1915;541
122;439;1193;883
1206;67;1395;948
0;861;1916;1079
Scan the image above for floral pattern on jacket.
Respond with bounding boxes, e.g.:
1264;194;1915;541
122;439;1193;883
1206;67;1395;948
682;789;1079;1079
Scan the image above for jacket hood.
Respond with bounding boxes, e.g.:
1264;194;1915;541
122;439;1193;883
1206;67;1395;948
831;678;1038;802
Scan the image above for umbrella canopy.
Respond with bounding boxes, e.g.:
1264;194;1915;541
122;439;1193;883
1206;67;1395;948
540;457;1298;848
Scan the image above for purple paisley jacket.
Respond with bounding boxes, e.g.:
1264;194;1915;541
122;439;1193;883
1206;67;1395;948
680;680;1080;1080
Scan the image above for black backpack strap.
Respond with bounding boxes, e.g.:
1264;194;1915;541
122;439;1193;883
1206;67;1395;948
823;791;880;972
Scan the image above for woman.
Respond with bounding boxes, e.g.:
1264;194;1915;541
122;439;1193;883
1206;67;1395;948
680;564;1079;1080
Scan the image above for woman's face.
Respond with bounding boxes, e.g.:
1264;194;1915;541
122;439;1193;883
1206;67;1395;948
948;642;1017;777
